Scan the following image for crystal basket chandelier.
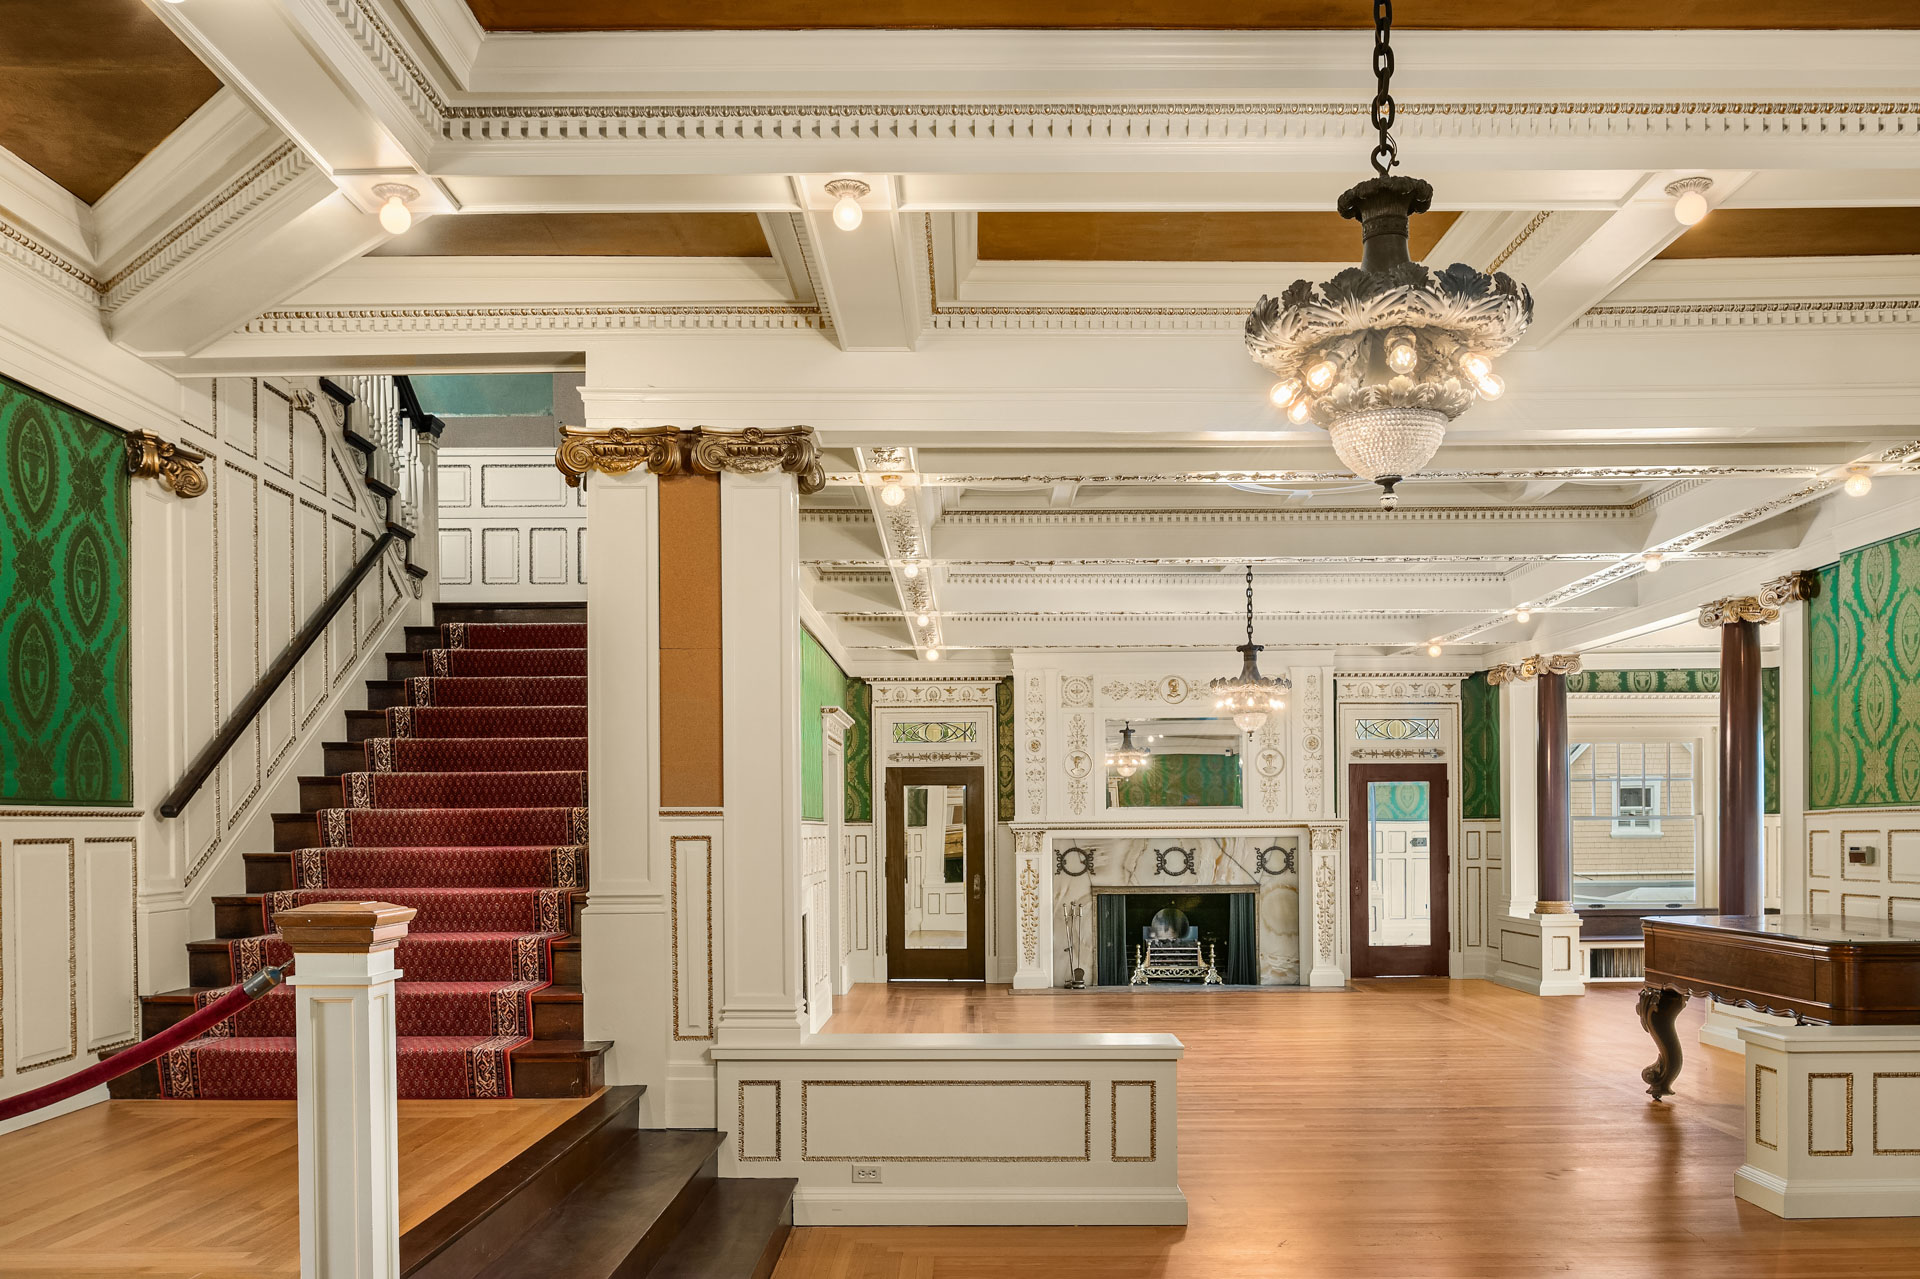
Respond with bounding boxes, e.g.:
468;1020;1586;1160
1210;567;1291;732
1245;1;1532;508
1105;723;1151;779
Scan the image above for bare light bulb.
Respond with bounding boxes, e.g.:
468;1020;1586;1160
915;613;929;626
1427;643;1443;658
832;194;863;231
380;196;411;234
1387;342;1418;374
1673;190;1710;226
1287;397;1313;425
1475;373;1506;400
1641;552;1664;573
1515;609;1532;623
879;481;906;506
1461;353;1492;381
1305;360;1337;391
901;562;919;579
1269;380;1300;408
1845;470;1874;497
924;648;940;662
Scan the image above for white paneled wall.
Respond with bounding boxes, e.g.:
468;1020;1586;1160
1;367;414;1127
438;447;585;601
1802;810;1920;926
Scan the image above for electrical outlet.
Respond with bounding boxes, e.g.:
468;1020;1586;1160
851;1164;883;1184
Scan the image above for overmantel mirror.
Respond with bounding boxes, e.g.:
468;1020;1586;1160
1103;716;1246;810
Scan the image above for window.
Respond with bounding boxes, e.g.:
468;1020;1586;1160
1569;739;1699;909
1611;780;1663;837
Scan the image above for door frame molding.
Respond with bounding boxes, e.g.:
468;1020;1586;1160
1347;762;1451;978
884;765;988;981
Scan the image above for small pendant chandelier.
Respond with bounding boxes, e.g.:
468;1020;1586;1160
1211;567;1291;732
1106;723;1151;779
1245;0;1532;508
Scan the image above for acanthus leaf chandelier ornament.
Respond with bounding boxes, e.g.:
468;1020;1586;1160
1210;566;1291;732
1245;0;1532;509
1105;722;1151;779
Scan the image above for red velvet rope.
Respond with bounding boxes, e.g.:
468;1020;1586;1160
0;970;284;1123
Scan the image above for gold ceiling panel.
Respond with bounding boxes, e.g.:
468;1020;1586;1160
976;211;1460;263
368;212;773;257
1658;208;1920;260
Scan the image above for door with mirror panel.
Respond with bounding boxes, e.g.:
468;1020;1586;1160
1347;762;1451;977
885;766;987;980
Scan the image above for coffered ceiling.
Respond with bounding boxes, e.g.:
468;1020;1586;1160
0;0;220;203
3;4;1916;673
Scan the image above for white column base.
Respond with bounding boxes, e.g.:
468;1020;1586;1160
292;951;402;1279
1486;913;1585;996
1737;1023;1920;1219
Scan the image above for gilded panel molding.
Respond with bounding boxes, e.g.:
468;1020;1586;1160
125;430;209;500
554;424;824;493
1699;595;1781;627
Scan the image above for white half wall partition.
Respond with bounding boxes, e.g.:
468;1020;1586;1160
713;1033;1185;1226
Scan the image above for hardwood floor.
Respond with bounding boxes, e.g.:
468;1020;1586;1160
0;1095;592;1278
776;980;1920;1278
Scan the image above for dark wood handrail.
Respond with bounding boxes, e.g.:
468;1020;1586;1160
157;529;404;819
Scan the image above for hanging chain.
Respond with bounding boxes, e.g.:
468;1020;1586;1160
1370;0;1398;177
1245;565;1255;646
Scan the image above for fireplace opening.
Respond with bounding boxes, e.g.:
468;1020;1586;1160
1094;887;1258;986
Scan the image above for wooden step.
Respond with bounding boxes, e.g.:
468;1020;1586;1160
139;984;584;1041
324;740;368;774
649;1178;796;1279
367;678;407;710
402;1085;644;1279
188;934;583;987
273;811;324;850
471;1129;725;1279
405;625;442;655
347;709;390;742
434;603;587;627
213;890;581;940
300;774;345;810
105;1038;608;1100
389;653;428;680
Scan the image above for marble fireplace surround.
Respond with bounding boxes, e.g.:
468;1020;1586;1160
1050;831;1303;987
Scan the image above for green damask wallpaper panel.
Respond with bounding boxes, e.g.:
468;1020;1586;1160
1113;753;1243;807
1461;672;1501;820
1809;535;1920;809
800;627;842;822
1368;781;1431;822
996;677;1014;822
1566;669;1721;694
0;374;131;805
1764;666;1780;816
844;678;871;823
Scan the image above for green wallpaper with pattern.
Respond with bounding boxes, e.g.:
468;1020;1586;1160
1566;668;1721;694
799;627;872;823
1809;533;1920;809
843;678;872;823
996;677;1014;822
0;374;131;805
1113;753;1242;807
1461;672;1501;820
1368;780;1431;822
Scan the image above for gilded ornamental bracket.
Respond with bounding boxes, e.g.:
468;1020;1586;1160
1697;596;1780;627
554;424;824;494
125;429;208;499
1486;653;1581;685
1758;570;1821;610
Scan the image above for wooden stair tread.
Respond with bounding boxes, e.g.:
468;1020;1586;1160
649;1178;796;1279
473;1128;725;1279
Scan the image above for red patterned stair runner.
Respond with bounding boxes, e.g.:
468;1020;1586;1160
157;626;587;1100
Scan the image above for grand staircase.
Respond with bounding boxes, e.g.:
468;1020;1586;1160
113;603;607;1098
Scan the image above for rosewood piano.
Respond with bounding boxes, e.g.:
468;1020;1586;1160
1638;914;1920;1099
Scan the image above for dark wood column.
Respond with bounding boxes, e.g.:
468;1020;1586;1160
1535;656;1578;914
1701;596;1774;917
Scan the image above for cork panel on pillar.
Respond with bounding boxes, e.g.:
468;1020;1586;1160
659;471;723;807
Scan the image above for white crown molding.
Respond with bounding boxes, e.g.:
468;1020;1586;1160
286;253;796;306
0;144;93;265
804;550;1775;568
396;0;484;89
238;301;827;334
0;214;104;307
937;506;1637;526
1579;299;1920;329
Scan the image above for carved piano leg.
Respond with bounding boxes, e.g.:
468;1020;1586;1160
1637;986;1690;1101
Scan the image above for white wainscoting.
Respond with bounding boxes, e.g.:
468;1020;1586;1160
1801;808;1920;927
801;821;834;1033
1460;820;1506;979
438;447;585;602
714;1034;1185;1225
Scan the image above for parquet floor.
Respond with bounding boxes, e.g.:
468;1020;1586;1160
775;980;1920;1279
0;1094;591;1278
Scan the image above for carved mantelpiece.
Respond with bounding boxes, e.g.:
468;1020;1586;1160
555;424;824;492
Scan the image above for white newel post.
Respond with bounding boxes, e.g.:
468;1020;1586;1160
408;420;442;624
578;461;669;1118
719;468;808;1044
1012;829;1053;989
278;900;416;1279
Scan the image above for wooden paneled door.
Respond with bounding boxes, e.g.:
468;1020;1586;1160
885;767;987;981
1347;763;1451;978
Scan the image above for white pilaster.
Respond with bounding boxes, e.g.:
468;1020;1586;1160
283;903;414;1279
1011;828;1053;989
1499;677;1541;918
718;469;807;1044
580;464;671;1118
1778;593;1810;915
1304;824;1346;987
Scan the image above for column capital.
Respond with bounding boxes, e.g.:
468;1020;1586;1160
1699;596;1780;627
1487;653;1580;685
555;424;824;493
1759;570;1822;609
125;429;208;499
274;900;416;954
